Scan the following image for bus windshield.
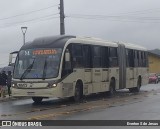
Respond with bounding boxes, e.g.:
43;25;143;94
13;48;62;79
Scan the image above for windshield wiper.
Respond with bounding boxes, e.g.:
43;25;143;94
42;58;47;80
20;58;35;80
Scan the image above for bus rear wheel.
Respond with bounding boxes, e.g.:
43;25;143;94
32;97;43;103
129;78;141;93
129;88;134;92
107;79;116;97
134;78;141;92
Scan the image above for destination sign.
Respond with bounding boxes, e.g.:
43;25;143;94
32;49;57;55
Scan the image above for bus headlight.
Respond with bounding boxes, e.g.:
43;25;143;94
12;83;17;88
52;84;57;87
47;83;57;88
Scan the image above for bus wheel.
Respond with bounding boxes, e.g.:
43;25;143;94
134;78;141;92
129;88;134;92
107;79;116;97
73;82;83;102
129;78;141;93
32;97;43;103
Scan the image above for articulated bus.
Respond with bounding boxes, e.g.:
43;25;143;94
12;35;148;103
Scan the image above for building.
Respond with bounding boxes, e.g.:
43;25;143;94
148;51;160;74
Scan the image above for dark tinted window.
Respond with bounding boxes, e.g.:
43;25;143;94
109;47;118;67
139;51;142;67
93;46;101;56
72;44;82;56
143;51;148;67
72;44;83;68
83;45;92;68
133;50;148;67
109;47;117;57
92;46;101;68
101;47;109;68
126;49;134;67
61;44;73;77
134;50;138;67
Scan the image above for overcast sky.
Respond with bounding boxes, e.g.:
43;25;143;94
0;0;160;67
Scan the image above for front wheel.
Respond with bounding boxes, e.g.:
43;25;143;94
32;97;43;103
73;82;83;102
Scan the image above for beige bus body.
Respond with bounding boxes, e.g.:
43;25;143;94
12;36;148;101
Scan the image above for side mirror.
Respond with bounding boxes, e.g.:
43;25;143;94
65;49;70;62
65;49;71;70
9;54;13;66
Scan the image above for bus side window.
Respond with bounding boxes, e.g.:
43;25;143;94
128;49;134;67
134;50;138;67
101;47;109;68
126;49;129;67
140;51;146;67
137;51;140;67
109;47;118;67
92;46;101;68
144;52;148;67
72;44;83;68
62;44;73;77
139;51;142;67
83;45;92;68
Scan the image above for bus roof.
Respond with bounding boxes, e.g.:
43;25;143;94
118;42;147;51
68;36;118;47
20;35;75;50
69;36;147;51
20;35;147;51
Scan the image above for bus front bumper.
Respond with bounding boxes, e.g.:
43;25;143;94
11;84;63;98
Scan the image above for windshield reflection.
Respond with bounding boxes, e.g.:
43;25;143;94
13;48;62;79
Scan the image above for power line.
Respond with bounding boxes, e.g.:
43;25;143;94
66;17;160;24
117;8;160;16
2;4;160;29
67;14;160;20
66;14;160;23
0;4;59;21
99;8;160;16
0;13;59;29
0;17;59;29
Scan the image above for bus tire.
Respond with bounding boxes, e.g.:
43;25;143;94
129;88;135;92
129;78;141;93
73;82;83;102
134;78;141;92
32;97;43;103
107;79;116;97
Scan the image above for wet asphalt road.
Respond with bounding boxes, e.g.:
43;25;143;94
1;84;160;129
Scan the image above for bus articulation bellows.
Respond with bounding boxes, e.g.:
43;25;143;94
12;35;148;103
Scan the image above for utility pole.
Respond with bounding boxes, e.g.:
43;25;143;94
60;0;65;35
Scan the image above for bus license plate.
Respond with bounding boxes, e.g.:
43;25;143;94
27;92;35;96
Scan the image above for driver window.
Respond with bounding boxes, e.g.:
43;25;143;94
62;44;73;77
